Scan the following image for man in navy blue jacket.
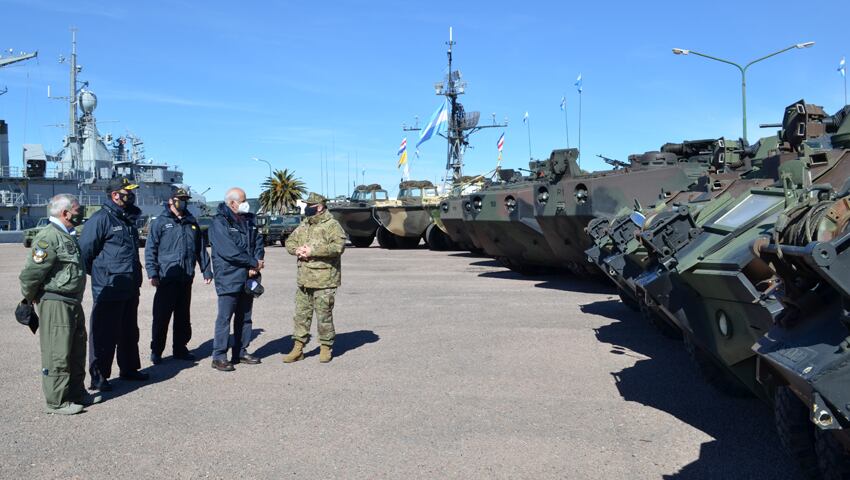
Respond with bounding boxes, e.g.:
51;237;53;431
80;176;148;391
209;187;265;372
145;187;213;365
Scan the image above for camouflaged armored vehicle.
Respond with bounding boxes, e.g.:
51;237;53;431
373;180;440;249
605;100;850;476
464;161;563;273
432;175;489;252
585;136;780;310
522;144;710;275
328;184;389;247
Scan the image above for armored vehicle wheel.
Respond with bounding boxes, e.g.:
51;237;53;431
394;235;421;249
23;239;32;248
376;227;397;249
775;386;820;479
815;428;850;480
683;333;751;398
617;289;640;312
425;224;455;251
349;235;375;248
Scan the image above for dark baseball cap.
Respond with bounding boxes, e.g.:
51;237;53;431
171;186;191;199
108;176;139;193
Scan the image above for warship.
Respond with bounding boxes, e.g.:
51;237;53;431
0;31;205;240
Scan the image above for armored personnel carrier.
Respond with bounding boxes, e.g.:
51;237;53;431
328;184;388;247
431;175;488;252
527;143;711;275
373;180;440;249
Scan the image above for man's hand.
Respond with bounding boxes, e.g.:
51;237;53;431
150;278;160;287
204;278;212;285
248;269;258;278
297;245;312;260
256;259;265;270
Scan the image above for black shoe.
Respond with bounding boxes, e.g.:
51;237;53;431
211;359;235;372
89;378;112;392
237;354;261;365
150;352;162;365
173;351;196;361
119;370;150;381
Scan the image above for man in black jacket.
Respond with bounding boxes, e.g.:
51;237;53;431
145;187;213;365
80;176;148;391
209;187;265;372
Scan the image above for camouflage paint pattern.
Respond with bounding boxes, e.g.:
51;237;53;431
329;184;389;242
292;286;336;346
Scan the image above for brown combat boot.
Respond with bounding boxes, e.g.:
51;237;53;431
282;340;305;363
319;345;333;363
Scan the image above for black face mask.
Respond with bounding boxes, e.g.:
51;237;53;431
68;210;85;227
172;198;187;213
304;206;319;217
119;192;136;207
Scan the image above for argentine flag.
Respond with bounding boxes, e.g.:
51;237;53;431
416;101;449;148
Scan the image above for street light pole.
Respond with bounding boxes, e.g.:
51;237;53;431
672;42;815;143
252;157;273;179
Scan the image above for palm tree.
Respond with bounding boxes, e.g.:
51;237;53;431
259;169;306;214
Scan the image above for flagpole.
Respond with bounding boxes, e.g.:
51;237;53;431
562;95;570;148
526;116;533;161
578;90;582;169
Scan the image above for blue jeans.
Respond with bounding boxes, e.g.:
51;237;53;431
213;293;254;362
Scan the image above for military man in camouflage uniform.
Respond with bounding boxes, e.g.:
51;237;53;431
19;194;97;414
283;193;346;363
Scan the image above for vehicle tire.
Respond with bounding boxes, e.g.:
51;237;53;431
815;427;850;480
395;235;421;249
23;239;32;248
683;333;752;398
617;289;640;312
425;224;453;251
775;386;820;480
376;227;397;249
350;235;375;248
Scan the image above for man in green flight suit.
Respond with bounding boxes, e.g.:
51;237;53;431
19;194;97;414
283;192;347;363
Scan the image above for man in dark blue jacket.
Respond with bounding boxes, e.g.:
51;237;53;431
80;176;148;391
209;187;265;372
145;187;213;365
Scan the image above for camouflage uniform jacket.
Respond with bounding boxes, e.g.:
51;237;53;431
19;222;87;304
285;210;346;288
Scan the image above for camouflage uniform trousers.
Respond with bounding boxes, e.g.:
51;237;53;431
39;299;87;409
292;286;336;346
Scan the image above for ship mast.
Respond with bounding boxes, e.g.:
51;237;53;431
68;28;78;141
407;28;507;185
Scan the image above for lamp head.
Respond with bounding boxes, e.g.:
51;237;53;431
795;41;815;49
672;48;690;55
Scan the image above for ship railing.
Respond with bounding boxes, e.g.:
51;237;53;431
27;194;49;206
78;194;105;206
0;165;24;178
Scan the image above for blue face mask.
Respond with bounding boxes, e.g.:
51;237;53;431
304;206;319;216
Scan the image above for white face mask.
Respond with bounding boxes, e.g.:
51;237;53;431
237;201;251;214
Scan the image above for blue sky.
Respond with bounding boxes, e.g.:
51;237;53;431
1;0;848;201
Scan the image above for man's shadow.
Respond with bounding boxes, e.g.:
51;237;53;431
94;337;214;404
253;329;380;359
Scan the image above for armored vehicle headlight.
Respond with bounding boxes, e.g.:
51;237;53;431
716;310;732;338
505;196;517;212
575;184;589;205
464;201;472;211
441;202;449;213
537;187;549;205
472;197;483;211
